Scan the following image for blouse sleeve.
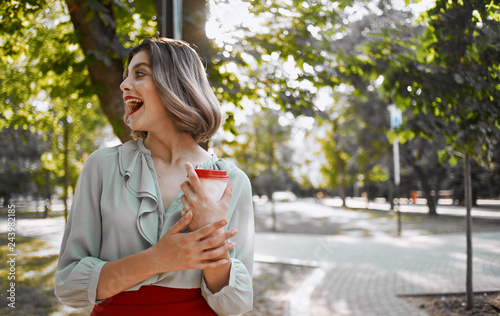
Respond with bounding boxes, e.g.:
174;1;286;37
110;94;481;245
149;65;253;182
201;168;255;315
54;150;107;307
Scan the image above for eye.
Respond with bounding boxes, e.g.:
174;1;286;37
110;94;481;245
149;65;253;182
135;70;145;78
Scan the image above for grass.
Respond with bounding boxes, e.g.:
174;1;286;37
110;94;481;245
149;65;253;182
2;203;499;315
0;209;66;220
0;235;61;316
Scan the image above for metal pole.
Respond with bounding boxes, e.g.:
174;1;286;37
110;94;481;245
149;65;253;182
464;153;473;308
173;0;182;40
162;0;182;39
393;138;401;237
162;0;167;37
388;104;403;237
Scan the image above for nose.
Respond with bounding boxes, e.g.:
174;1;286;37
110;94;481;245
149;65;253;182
120;76;131;92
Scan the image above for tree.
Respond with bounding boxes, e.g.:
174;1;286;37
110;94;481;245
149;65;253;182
214;107;296;230
63;0;158;142
0;0;113;218
364;0;500;308
400;135;448;216
0;0;219;218
66;0;236;144
234;1;418;203
320;119;351;206
0;127;47;207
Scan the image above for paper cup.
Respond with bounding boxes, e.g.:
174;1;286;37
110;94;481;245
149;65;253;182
193;169;229;201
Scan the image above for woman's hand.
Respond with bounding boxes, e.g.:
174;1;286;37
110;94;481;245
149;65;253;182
180;161;233;234
150;211;237;274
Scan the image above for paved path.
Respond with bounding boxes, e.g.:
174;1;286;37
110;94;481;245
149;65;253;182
323;197;500;220
255;231;500;316
2;201;499;316
0;216;65;256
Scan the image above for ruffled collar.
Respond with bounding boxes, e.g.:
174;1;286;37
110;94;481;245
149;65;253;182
118;139;159;246
117;139;220;246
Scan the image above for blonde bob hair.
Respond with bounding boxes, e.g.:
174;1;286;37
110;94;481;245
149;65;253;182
123;38;222;143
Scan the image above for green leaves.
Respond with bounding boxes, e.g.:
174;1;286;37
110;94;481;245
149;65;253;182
0;0;114;196
358;0;500;167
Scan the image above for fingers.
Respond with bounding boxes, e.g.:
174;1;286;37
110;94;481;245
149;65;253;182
201;242;235;261
191;218;228;240
180;181;197;206
185;161;203;193
200;229;238;251
167;211;192;235
180;193;190;210
201;258;230;269
220;183;234;203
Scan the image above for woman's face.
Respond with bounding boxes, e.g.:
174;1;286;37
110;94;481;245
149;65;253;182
120;50;170;132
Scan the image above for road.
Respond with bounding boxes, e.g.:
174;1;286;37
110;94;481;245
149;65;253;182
1;198;499;316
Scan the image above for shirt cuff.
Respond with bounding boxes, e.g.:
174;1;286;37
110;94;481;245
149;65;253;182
83;257;107;304
200;258;253;315
201;259;236;297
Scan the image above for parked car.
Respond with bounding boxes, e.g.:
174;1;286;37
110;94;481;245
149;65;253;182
272;191;297;202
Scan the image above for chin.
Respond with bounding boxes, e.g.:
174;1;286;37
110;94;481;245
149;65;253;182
128;120;142;131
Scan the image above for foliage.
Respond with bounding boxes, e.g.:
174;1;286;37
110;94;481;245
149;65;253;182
400;135;449;215
445;143;500;204
367;0;500;164
0;0;115;197
3;0;499;203
0;127;48;204
229;0;418;194
213;108;302;196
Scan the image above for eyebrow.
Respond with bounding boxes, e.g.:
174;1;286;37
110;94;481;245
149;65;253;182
130;62;150;71
125;62;151;78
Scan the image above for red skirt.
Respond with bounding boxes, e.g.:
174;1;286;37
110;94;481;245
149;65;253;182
91;286;217;316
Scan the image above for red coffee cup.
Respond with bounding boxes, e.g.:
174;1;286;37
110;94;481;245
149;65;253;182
192;169;229;201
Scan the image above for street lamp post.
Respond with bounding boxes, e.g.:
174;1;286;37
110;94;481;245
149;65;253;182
161;0;182;39
388;104;403;236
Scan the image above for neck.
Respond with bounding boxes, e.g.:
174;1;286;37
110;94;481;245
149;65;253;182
143;131;208;166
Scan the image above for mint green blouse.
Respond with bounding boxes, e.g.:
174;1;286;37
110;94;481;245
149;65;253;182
54;139;254;315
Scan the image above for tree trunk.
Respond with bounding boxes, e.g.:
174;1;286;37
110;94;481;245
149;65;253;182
333;145;346;207
180;0;219;98
44;170;51;219
154;0;212;62
464;153;474;309
3;192;11;209
413;164;438;216
339;183;346;207
154;0;213;152
63;111;69;222
65;0;131;143
267;146;277;232
181;0;211;54
434;173;445;207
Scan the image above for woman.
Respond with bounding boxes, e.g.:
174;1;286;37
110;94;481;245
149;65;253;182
55;38;254;315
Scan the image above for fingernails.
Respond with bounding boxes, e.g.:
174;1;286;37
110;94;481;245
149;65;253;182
229;229;237;236
228;242;236;249
185;210;192;217
220;219;228;225
185;161;192;167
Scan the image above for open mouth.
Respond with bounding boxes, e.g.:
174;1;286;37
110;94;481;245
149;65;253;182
125;97;144;115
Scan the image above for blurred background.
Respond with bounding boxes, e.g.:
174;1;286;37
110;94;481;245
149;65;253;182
1;0;499;315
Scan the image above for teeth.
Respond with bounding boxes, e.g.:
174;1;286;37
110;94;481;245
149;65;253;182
126;97;144;113
125;98;143;104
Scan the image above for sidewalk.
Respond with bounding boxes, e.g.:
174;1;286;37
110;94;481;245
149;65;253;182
322;197;500;220
255;231;500;316
2;200;499;316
